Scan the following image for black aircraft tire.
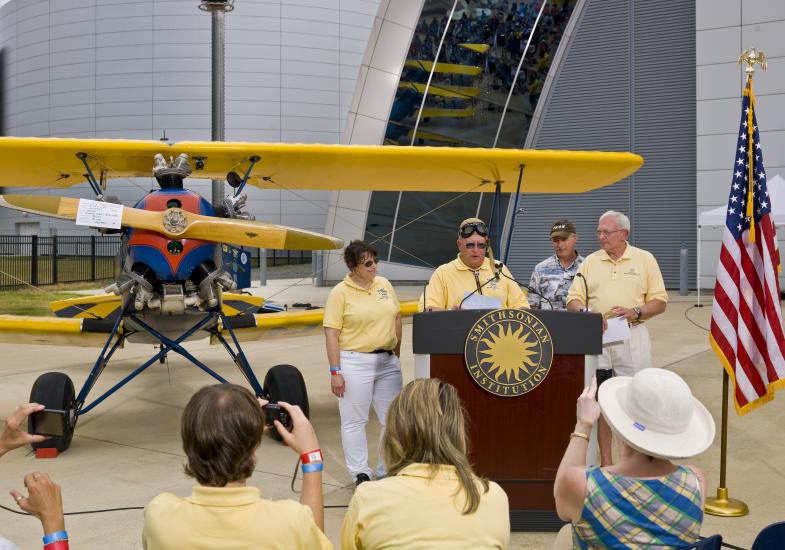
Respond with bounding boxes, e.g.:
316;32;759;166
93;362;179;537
263;364;309;442
28;372;75;453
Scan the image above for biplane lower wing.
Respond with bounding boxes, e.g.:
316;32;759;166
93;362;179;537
0;300;419;347
50;293;264;319
0;315;117;347
216;300;420;343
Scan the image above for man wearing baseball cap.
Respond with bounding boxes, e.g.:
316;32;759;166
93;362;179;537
528;219;583;310
420;217;529;311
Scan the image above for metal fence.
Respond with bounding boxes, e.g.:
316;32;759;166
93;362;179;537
0;236;313;290
0;235;122;289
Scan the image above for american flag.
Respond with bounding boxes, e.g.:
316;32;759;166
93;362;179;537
710;78;785;415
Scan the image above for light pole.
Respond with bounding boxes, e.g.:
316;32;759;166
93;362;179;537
198;0;234;209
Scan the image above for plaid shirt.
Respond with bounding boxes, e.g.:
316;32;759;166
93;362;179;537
573;466;703;549
527;253;583;310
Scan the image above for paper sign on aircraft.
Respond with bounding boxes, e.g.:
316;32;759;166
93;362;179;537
75;199;123;229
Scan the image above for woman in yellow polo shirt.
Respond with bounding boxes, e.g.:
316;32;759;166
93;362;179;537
323;240;402;487
340;379;510;549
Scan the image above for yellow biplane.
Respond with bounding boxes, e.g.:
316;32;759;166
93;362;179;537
0;136;642;452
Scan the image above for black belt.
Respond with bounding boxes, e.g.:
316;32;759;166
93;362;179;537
370;349;393;355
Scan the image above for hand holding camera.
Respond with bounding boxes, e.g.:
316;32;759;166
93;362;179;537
274;401;319;457
255;398;318;457
0;403;50;457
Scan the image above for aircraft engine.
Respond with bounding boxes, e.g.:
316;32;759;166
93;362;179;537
105;263;157;311
191;260;237;308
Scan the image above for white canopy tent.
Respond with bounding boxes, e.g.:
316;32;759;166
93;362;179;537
697;174;785;304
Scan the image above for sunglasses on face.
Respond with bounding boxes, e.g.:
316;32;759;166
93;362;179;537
459;222;488;239
361;257;379;268
464;242;487;250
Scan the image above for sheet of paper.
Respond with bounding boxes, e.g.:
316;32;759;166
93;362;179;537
461;292;501;310
602;316;631;345
75;199;123;229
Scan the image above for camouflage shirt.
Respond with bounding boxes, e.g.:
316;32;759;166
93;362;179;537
528;253;584;310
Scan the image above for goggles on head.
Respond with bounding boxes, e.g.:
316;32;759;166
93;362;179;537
459;222;488;239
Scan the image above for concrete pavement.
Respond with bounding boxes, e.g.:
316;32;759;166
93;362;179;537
0;283;783;548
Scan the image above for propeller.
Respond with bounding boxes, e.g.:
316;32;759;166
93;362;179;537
0;195;344;250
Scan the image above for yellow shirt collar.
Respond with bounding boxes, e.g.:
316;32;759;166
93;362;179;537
454;255;491;271
187;485;261;507
397;463;460;480
598;242;631;262
342;273;378;291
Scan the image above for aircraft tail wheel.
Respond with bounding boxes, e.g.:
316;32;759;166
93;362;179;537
263;364;309;442
28;372;76;453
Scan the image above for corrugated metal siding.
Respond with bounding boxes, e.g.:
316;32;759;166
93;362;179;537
631;1;696;284
506;0;696;288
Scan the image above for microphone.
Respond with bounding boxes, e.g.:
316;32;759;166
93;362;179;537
525;285;554;310
575;272;589;311
458;271;501;310
421;281;430;312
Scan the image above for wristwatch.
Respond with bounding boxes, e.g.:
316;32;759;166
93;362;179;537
633;307;642;320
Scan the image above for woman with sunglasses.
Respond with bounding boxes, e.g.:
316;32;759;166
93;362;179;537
323;240;403;487
421;217;529;311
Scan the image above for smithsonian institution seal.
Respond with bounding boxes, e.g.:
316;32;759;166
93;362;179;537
464;309;554;397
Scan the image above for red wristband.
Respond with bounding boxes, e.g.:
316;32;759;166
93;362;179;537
300;449;323;464
44;541;69;550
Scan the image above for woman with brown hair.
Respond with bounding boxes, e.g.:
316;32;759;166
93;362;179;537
142;384;331;550
340;379;510;549
323;240;403;487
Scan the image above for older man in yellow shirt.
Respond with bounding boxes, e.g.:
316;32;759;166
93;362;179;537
421;218;529;311
566;210;667;465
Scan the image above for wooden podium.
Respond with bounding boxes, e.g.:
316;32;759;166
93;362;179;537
412;309;602;531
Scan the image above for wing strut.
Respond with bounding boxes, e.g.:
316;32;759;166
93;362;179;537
503;164;526;264
232;155;260;197
75;152;104;198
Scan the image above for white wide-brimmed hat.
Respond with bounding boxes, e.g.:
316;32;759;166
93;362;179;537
597;368;716;460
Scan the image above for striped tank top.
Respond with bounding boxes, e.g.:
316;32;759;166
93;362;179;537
572;465;703;549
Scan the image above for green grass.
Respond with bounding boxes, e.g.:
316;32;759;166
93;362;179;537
0;256;118;287
0;282;112;316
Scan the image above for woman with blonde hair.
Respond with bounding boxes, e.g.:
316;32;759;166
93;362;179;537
340;379;510;549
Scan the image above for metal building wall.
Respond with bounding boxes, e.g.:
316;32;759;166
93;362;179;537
0;0;381;236
506;0;696;288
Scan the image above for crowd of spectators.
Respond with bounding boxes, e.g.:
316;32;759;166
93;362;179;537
2;367;718;549
398;0;575;130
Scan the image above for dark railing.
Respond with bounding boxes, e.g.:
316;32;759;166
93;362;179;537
0;235;123;289
0;236;312;290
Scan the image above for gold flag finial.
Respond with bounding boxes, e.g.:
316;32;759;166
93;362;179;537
738;47;767;75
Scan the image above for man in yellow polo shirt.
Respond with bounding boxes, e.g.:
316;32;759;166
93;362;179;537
421;218;529;311
566;210;667;465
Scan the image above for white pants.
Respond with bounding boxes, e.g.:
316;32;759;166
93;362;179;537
598;323;651;376
338;350;403;480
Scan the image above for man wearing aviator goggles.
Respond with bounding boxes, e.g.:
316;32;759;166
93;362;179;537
420;217;529;311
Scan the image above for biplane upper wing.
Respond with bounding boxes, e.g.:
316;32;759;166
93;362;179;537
0;138;643;194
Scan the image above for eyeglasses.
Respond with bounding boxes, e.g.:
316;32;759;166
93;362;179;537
596;229;624;238
459;222;488;239
464;242;487;250
362;258;379;268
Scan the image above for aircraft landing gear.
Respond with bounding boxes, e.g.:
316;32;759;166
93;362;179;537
28;372;76;452
263;364;309;442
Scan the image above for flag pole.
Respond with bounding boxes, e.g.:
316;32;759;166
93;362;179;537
704;47;767;518
704;370;749;516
